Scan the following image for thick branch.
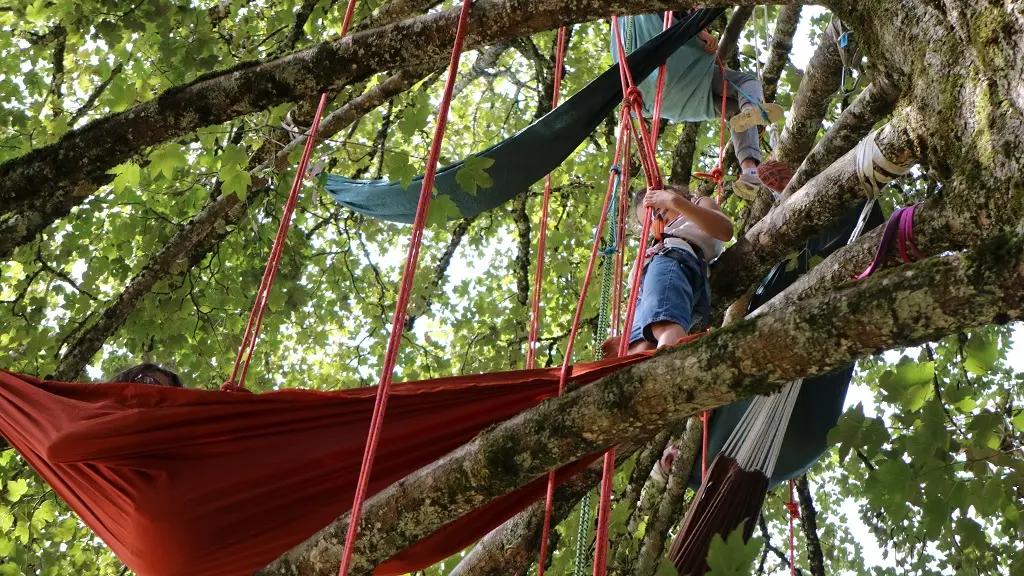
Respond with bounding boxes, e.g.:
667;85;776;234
780;75;902;201
669;122;701;185
772;18;844;167
448;443;638;576
717;6;754;64
633;416;702;576
51;68;429;380
608;431;673;573
711;115;917;304
762;5;802;103
794;475;825;576
260;232;1024;575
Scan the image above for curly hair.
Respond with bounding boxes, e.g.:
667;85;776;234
107;363;184;388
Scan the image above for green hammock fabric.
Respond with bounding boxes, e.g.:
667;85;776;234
611;14;718;123
324;9;724;224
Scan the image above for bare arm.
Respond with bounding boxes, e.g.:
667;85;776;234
643;191;734;242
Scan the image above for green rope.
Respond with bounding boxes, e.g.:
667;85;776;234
573;167;621;576
572;489;593;576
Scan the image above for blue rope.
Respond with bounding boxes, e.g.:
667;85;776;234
727;78;771;123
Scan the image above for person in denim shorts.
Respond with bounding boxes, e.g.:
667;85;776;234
604;184;733;356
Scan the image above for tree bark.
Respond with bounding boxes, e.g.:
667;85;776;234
779;75;902;201
717;6;755;64
762;6;802;104
633;416;703;576
447;443;639;576
794;475;826;576
773;18;844;168
711;114;918;306
258;235;1024;575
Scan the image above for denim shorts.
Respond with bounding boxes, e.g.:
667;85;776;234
628;248;711;345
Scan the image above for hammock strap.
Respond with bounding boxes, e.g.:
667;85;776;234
337;0;474;573
225;93;329;391
526;26;569;370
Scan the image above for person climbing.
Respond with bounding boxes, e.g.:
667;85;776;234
603;184;733;357
612;13;785;200
107;363;184;387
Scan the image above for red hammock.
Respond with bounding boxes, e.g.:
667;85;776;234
0;354;647;576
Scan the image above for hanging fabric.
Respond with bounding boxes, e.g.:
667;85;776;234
0;358;648;576
669;198;885;574
325;12;719;224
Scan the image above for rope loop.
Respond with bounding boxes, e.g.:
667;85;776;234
624;86;645;108
693;166;724;184
784;501;801;519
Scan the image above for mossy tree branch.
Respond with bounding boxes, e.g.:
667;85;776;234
259;233;1024;575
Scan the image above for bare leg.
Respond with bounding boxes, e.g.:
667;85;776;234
628;339;656;355
649;320;688;349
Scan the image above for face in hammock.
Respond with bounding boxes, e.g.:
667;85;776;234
107;363;184;387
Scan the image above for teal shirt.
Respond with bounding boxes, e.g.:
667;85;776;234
611;14;718;122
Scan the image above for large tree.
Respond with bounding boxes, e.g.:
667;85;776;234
0;1;1022;576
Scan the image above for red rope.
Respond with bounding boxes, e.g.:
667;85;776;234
225;93;329;392
525;27;568;370
591;16;675;576
339;0;359;36
786;479;801;575
535;103;632;576
693;56;729;206
701;411;709;478
591;447;617;575
337;0;474;573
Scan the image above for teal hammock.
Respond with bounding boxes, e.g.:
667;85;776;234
323;9;723;224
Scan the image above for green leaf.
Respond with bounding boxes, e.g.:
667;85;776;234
963;332;999;375
31;499;57;527
5;480;28;503
398;92;431;136
1012;410;1024;433
425;195;462;228
385;153;418;190
705;524;761;576
454;156;495;196
149;143;188;180
108;162;141;192
0;505;13;532
52;517;77;542
222;169;252;200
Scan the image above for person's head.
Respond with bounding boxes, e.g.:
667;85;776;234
108;363;184;388
631;183;692;227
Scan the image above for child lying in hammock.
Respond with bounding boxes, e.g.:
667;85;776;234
603;184;733;356
108;363;184;387
612;13;784;200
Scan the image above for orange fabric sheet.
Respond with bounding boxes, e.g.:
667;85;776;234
0;354;647;576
